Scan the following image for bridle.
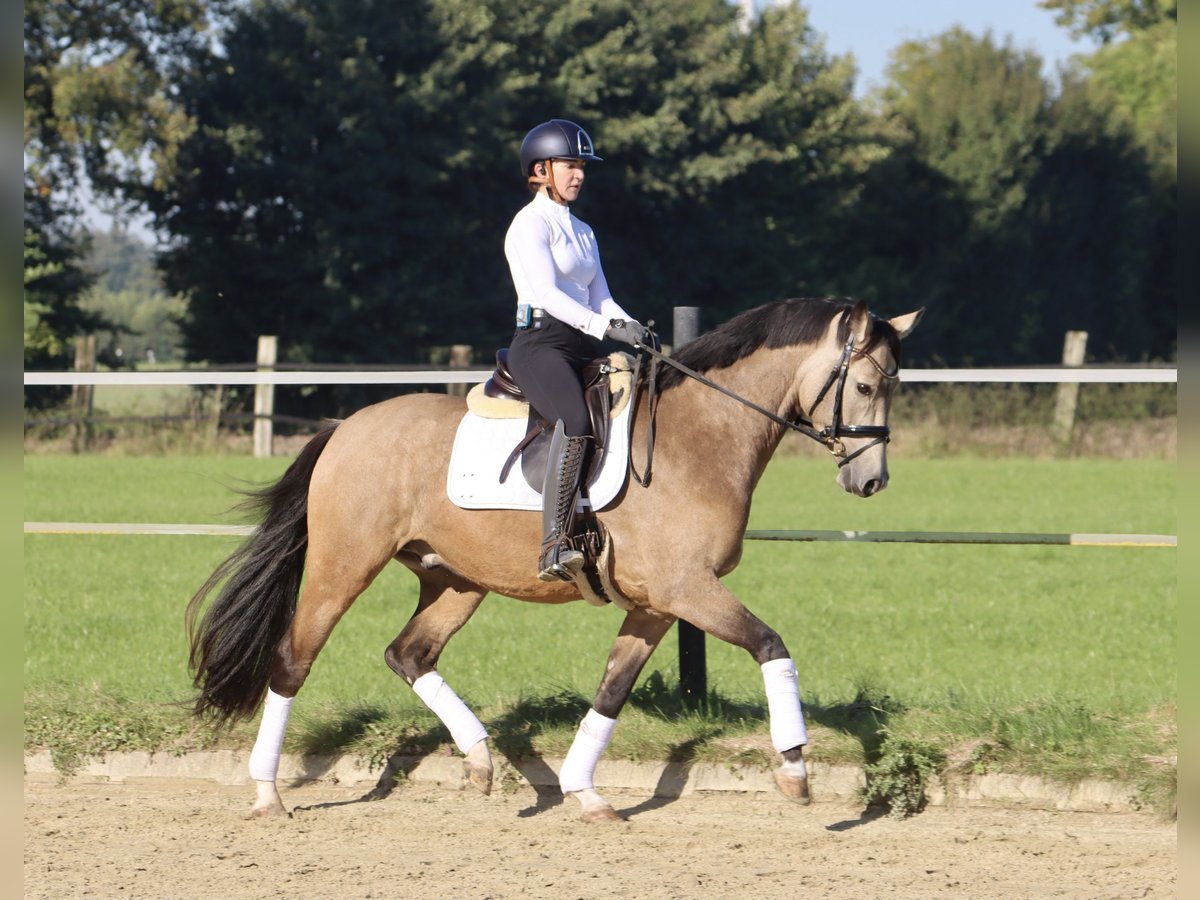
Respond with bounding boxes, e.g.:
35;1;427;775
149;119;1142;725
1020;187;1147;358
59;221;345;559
627;321;898;486
789;332;897;467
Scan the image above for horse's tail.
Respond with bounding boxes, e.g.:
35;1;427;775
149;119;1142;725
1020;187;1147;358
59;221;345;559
186;421;341;726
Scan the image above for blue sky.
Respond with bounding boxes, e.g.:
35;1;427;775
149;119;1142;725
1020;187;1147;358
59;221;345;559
798;0;1095;93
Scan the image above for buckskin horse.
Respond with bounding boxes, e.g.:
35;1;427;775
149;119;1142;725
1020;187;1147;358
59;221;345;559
187;297;923;821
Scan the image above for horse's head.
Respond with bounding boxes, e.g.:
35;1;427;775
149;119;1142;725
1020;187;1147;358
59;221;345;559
795;300;923;498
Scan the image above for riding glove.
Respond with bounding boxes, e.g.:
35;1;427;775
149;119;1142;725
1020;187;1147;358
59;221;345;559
604;319;648;347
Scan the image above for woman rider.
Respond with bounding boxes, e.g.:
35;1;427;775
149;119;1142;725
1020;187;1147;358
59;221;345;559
503;118;648;582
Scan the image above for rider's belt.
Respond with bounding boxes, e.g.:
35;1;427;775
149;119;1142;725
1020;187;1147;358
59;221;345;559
517;307;550;330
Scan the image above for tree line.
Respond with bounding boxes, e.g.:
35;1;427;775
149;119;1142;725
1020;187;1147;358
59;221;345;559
24;0;1176;417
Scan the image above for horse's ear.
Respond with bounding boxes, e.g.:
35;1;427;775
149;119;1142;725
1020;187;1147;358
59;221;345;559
887;307;925;340
848;299;871;342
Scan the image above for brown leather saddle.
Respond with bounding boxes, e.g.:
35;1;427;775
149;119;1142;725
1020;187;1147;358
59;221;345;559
484;348;619;493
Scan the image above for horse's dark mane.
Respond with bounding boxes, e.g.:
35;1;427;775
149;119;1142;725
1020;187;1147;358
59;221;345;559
655;297;901;391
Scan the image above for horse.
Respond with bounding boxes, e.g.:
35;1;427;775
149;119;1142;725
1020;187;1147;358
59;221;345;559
187;296;923;822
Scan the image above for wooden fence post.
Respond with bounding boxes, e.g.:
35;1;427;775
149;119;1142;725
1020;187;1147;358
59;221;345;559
70;334;96;453
208;384;224;446
448;344;473;396
254;335;277;458
1053;331;1087;444
672;306;708;709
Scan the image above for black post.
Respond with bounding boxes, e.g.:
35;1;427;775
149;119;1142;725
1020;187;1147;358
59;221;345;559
672;307;707;709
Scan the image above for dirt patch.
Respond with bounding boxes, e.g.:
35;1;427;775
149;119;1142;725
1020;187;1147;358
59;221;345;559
25;776;1175;899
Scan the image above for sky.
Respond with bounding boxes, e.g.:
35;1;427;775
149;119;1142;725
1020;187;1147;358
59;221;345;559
796;0;1094;94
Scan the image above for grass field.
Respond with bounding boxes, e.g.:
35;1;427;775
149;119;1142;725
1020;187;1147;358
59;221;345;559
23;453;1176;813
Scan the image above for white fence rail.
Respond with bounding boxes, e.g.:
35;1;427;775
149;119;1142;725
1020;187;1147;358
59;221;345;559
22;367;1179;387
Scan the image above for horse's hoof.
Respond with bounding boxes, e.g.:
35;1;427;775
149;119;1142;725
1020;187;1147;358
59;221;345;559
579;805;624;824
464;741;493;796
465;762;493;796
773;769;811;805
248;803;290;819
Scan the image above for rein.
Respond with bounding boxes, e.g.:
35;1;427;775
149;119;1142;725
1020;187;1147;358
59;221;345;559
627;323;895;486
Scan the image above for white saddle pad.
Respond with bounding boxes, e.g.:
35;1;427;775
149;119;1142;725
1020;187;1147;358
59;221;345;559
446;399;633;511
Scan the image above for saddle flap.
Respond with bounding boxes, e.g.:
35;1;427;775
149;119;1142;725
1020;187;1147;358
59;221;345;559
518;414;553;490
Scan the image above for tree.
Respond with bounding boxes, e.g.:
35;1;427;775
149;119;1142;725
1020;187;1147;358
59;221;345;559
23;0;227;385
155;0;876;415
882;29;1055;233
867;30;1058;361
581;1;882;316
1041;0;1176;181
1039;0;1176;44
81;230;187;365
1040;0;1175;359
1015;83;1170;361
23;187;100;408
153;0;491;392
868;27;1173;364
23;0;228;212
23;189;96;368
24;232;69;364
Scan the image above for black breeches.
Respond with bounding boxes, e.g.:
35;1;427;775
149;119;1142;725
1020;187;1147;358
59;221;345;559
506;317;601;437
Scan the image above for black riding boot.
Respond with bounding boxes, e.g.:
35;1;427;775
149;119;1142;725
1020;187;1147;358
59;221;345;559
538;420;591;582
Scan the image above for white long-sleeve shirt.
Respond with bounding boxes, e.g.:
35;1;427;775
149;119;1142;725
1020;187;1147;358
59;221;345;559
504;191;633;340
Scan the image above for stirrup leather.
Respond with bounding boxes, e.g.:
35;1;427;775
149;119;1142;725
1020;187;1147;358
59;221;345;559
538;422;591;582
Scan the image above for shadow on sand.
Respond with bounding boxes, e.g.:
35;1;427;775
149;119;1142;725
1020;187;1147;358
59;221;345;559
287;678;898;819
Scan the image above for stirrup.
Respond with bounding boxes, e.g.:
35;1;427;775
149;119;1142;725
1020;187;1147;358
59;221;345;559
538;537;584;582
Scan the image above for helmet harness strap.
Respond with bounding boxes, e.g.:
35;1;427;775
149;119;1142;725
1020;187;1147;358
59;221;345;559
530;160;565;203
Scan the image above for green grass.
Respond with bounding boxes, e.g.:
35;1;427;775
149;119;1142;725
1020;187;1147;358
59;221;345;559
92;382;199;418
23;454;1176;813
24;454;286;522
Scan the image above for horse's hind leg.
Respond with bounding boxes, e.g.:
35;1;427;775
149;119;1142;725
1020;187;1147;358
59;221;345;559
384;563;491;794
249;546;395;817
560;607;676;823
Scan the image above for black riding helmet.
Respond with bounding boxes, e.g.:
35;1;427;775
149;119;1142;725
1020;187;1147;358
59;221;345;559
519;119;603;176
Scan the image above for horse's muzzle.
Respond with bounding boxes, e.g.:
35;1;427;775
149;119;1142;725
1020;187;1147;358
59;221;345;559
837;461;888;498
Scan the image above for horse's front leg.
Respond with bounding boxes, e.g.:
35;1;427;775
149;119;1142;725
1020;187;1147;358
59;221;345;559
560;607;676;823
652;575;810;805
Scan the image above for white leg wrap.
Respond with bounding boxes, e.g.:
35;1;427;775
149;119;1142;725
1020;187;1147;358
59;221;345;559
558;708;617;794
411;671;488;754
762;657;808;752
248;688;294;782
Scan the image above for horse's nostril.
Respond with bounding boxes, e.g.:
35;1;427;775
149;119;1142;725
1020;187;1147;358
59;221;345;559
862;479;880;497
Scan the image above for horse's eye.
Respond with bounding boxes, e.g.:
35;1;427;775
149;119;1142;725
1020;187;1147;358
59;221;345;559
856;383;872;396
